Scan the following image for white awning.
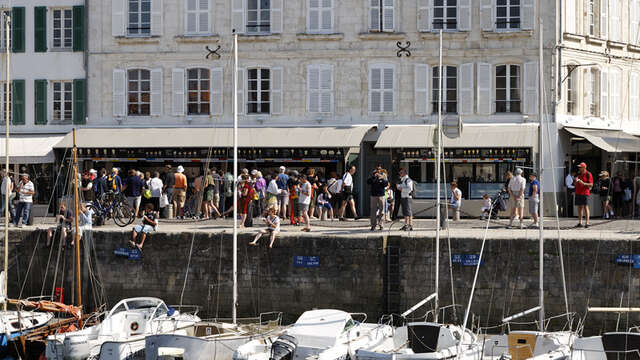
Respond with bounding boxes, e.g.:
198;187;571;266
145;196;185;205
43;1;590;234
374;126;435;148
54;127;373;148
0;134;64;163
564;127;640;153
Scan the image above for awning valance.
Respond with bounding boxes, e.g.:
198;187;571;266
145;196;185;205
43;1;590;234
0;135;64;164
564;127;640;153
54;126;374;149
374;126;435;148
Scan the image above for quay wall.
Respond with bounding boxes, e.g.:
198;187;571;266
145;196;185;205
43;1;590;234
6;230;640;335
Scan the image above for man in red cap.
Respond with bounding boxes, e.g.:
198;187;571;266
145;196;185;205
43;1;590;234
574;162;593;228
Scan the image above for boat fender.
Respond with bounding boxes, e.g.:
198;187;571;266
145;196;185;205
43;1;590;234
130;322;139;331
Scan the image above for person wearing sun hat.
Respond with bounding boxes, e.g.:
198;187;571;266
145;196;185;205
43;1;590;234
574;162;593;228
173;165;187;219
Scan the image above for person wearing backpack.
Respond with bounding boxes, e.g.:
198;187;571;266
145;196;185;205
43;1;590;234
574;162;593;228
107;168;122;193
367;166;388;231
396;168;414;231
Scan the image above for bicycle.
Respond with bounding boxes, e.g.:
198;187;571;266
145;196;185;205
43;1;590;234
87;191;135;227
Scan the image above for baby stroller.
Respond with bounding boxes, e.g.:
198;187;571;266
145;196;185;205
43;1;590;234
489;191;507;219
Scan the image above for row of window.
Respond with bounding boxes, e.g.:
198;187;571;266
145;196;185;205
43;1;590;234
113;0;534;38
566;0;640;45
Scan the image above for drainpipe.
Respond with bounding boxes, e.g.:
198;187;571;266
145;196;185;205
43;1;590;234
84;0;88;124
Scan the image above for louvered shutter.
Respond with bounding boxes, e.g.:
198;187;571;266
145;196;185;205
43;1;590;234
610;69;620;119
271;0;283;34
601;0;608;38
308;0;320;32
113;69;126;116
369;0;381;31
12;80;24;125
382;0;394;32
417;0;430;32
521;0;535;30
151;0;163;36
584;69;592;116
370;67;382;112
583;0;590;35
236;68;245;115
601;69;608;118
211;67;223;115
271;67;283;115
566;0;576;33
231;0;245;34
321;0;333;32
34;7;47;53
459;0;472;31
382;67;394;112
630;72;639;123
199;0;210;33
631;0;640;44
307;66;320;113
524;62;538;115
72;6;85;51
150;68;163;116
414;64;429;115
172;68;185;116
610;0;620;41
112;0;125;36
11;7;25;53
34;79;47;125
320;66;333;113
186;0;197;34
480;0;494;31
459;63;474;115
477;63;492;115
73;79;87;124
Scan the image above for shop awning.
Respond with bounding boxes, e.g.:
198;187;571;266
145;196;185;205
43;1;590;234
0;134;64;164
564;127;640;153
374;126;435;148
54;126;374;149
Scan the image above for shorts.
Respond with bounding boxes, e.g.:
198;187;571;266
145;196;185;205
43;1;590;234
174;189;186;206
529;195;539;215
342;191;354;202
510;197;524;209
600;194;612;202
277;191;289;205
127;196;141;209
401;197;412;217
299;203;310;214
575;194;589;206
317;202;332;211
266;193;278;207
134;224;154;234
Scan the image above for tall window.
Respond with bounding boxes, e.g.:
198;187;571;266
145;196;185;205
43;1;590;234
185;0;210;35
588;0;596;36
588;68;600;116
496;65;521;113
369;65;394;113
433;0;457;30
247;68;270;114
187;68;210;115
308;0;333;33
307;65;333;113
496;0;520;30
128;69;151;115
53;82;73;122
566;70;575;115
369;0;394;32
53;9;73;49
432;66;457;113
128;0;151;36
247;0;270;34
0;11;10;50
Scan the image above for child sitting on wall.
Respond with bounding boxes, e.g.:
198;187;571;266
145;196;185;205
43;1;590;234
249;206;280;248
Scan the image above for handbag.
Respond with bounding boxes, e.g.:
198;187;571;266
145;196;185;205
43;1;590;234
624;188;632;202
159;194;169;208
143;189;152;199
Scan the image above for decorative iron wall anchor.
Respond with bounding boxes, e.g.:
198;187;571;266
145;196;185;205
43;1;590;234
396;41;411;57
205;45;221;59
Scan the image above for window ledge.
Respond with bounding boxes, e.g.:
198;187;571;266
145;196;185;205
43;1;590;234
175;34;220;43
562;32;584;42
296;33;344;41
419;31;468;40
608;40;626;49
358;32;406;41
115;36;161;45
482;30;533;39
628;44;640;52
585;36;605;46
51;120;73;125
238;34;281;42
49;48;73;52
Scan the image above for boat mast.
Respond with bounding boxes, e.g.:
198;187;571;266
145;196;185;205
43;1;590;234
2;12;9;312
434;29;443;322
232;31;238;325
73;129;82;325
537;18;545;331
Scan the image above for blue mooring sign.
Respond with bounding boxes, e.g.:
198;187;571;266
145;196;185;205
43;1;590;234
293;256;320;268
114;247;142;260
452;254;484;266
615;254;640;269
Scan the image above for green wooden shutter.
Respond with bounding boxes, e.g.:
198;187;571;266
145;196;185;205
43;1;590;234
73;79;86;124
34;7;47;52
34;80;47;125
12;80;25;125
72;6;84;52
11;7;25;53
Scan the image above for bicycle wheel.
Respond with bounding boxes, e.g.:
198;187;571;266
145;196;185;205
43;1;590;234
87;204;104;227
113;203;135;227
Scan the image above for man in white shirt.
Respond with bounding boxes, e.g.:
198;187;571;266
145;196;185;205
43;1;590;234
396;168;414;231
13;173;34;227
298;175;312;232
0;169;13;218
565;170;575;217
339;166;358;220
507;168;526;229
449;182;462;221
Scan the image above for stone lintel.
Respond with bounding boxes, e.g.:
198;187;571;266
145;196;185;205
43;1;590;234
482;30;534;39
174;35;221;44
358;32;407;41
296;33;345;41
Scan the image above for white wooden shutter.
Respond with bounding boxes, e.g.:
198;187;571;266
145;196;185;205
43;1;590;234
566;0;576;33
236;68;245;115
631;0;640;44
584;69;592;116
321;0;333;32
382;66;395;112
211;67;223;115
601;0;608;38
414;64;429;115
307;66;320;113
610;0;620;41
151;0;163;36
630;72;639;123
271;67;283;115
369;0;381;31
232;0;245;34
171;68;185;116
477;63;492;115
199;0;210;33
610;69;620;119
370;67;381;112
459;0;472;31
459;63;474;115
524;62;538;115
583;0;590;35
186;0;197;34
521;0;535;30
151;68;163;116
480;0;494;31
112;0;125;36
417;0;430;32
601;69;608;118
320;66;333;113
308;0;320;32
382;0;394;32
270;0;283;34
113;69;126;116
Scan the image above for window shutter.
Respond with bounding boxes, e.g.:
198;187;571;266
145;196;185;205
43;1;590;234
73;79;86;124
630;72;639;123
151;0;163;36
565;0;576;33
601;0;608;38
521;0;535;30
382;0;394;32
459;0;472;31
414;64;429;115
113;69;126;116
171;68;185;116
610;0;620;41
11;7;24;53
12;80;24;125
524;62;538;115
34;7;47;53
417;0;430;32
320;66;333;113
34;79;47;125
583;69;591;116
270;0;283;34
321;0;333;32
610;69;620;119
370;67;381;112
477;63;492;115
232;0;245;34
601;69;608;118
72;6;85;51
211;67;223;115
583;0;590;35
186;0;197;33
459;63;474;115
200;0;210;33
382;67;394;112
270;67;283;115
308;0;320;32
307;66;320;113
631;0;640;44
236;68;245;115
369;0;380;31
112;0;125;36
480;0;494;31
150;68;163;116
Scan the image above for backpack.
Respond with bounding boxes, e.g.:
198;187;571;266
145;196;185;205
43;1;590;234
107;175;117;191
405;178;416;198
